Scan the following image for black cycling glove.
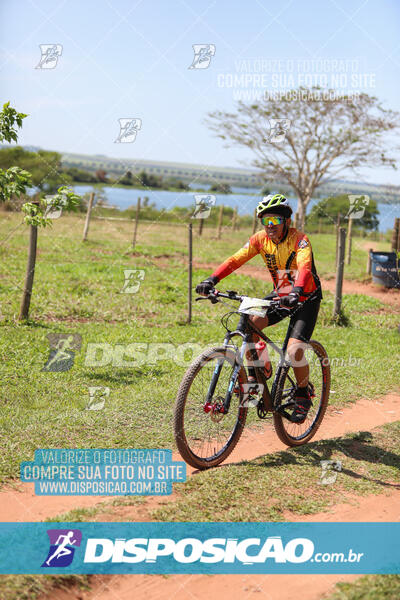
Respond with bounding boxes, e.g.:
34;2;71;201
280;291;300;308
195;275;219;296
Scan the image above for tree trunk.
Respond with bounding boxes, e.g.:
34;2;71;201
19;221;38;320
297;200;306;230
333;228;346;320
82;192;95;242
217;205;223;239
198;218;204;236
132;197;141;248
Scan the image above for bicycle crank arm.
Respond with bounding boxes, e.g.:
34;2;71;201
274;403;296;420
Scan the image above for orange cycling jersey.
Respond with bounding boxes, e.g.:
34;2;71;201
212;228;322;300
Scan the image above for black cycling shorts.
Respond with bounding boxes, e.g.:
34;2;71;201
264;294;321;343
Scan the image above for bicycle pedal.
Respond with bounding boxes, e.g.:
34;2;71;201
257;400;269;419
307;382;316;398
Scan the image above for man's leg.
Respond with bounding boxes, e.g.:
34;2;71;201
287;338;309;388
285;299;321;423
246;315;269;379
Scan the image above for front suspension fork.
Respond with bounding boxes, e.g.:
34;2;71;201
204;342;245;415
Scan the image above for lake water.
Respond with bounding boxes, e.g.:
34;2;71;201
74;185;400;232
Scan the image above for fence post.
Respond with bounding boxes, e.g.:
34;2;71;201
252;209;257;234
333;227;346;320
345;217;353;265
335;213;341;266
398;220;400;253
217;205;223;240
82;191;95;242
232;207;238;231
198;218;204;236
132;197;141;248
392;217;400;252
188;223;192;323
19;200;39;320
366;248;373;275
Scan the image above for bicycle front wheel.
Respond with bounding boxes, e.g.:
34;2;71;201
174;346;248;470
273;339;330;446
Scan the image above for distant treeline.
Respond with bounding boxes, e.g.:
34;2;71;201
0;146;388;231
87;192;380;232
0;146;232;194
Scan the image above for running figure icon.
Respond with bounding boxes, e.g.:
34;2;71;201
42;529;82;568
46;531;77;566
42;333;82;372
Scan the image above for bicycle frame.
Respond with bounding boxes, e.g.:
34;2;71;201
206;308;294;416
176;291;330;468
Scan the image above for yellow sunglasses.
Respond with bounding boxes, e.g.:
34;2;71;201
261;215;285;226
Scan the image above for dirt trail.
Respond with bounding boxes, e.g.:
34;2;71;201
15;391;398;600
2;393;399;523
3;264;397;524
194;261;400;306
44;456;400;600
48;572;361;600
24;258;400;600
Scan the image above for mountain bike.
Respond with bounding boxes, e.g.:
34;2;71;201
174;289;330;470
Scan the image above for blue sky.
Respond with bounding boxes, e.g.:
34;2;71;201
1;0;400;184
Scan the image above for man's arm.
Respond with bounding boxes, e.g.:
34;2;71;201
211;235;261;282
195;234;261;295
292;233;314;295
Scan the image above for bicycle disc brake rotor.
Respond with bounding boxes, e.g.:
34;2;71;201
210;396;226;422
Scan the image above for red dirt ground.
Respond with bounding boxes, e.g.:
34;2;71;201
3;391;396;600
2;393;399;523
4;274;399;600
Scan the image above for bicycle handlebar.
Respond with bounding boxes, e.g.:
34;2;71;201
196;289;282;306
195;289;308;309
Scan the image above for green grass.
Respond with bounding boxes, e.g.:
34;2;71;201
327;575;400;600
0;574;90;600
3;422;398;600
0;213;399;486
1;422;399;600
0;114;397;600
152;422;400;522
44;495;146;522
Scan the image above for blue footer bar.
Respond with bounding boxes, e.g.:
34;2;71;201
0;522;399;574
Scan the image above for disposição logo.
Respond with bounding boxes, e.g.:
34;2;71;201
42;529;82;568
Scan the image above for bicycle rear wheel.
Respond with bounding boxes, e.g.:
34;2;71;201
273;339;330;446
174;346;248;469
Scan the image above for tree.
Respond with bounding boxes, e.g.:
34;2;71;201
96;168;108;182
261;184;271;196
0;103;31;202
120;170;133;186
0;102;80;319
210;182;232;194
0;146;70;193
307;194;379;231
64;166;97;183
135;170;163;189
206;88;400;228
165;176;189;190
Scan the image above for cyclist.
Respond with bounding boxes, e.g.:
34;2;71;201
196;194;322;424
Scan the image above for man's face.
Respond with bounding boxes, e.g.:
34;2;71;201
261;213;288;242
